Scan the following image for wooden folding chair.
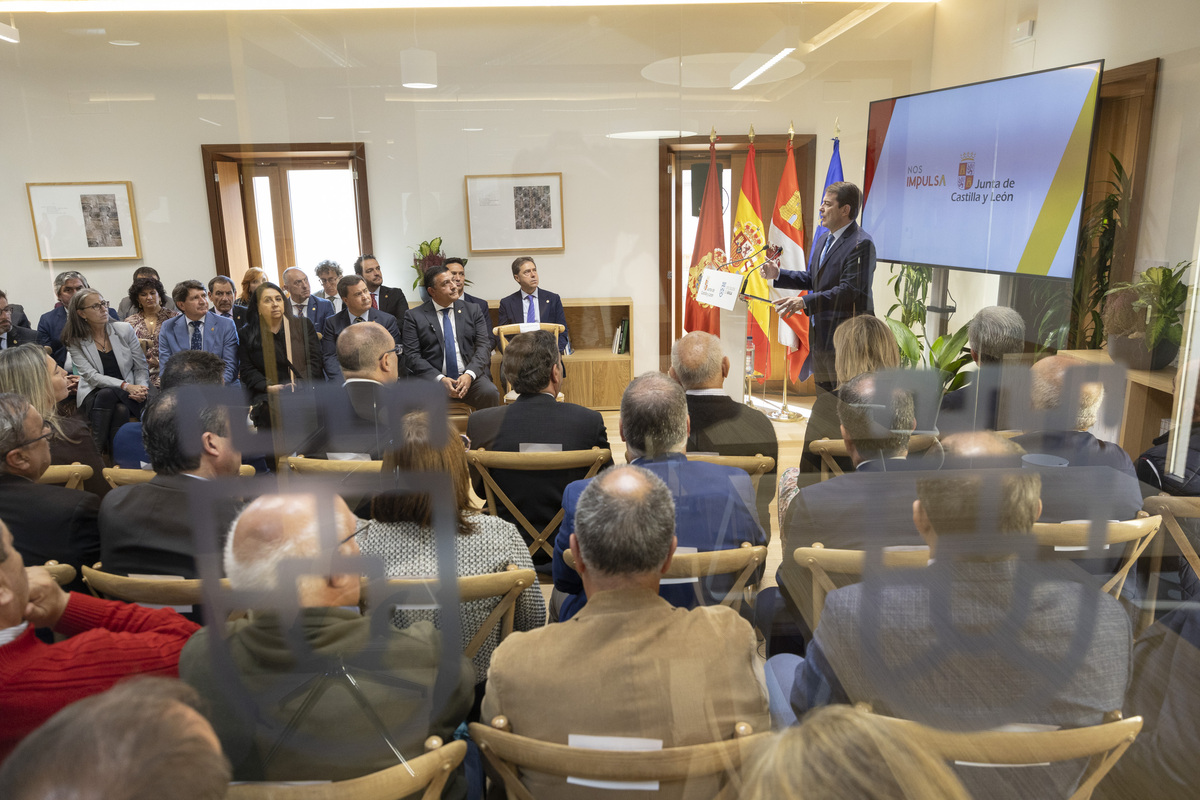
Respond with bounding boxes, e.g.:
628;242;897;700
467;448;611;558
82;564;225;606
373;567;537;659
42;560;77;586
683;453;776;497
37;461;93;491
103;464;255;489
492;324;566;402
1140;495;1200;633
563;543;768;612
470;717;767;800
793;544;931;627
808;434;936;480
226;737;466;800
867;709;1142;800
1031;515;1161;601
283;455;384;475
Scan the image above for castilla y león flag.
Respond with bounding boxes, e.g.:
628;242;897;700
684;140;726;336
733;142;772;381
769;138;810;383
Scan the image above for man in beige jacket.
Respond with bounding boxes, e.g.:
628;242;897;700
482;464;769;799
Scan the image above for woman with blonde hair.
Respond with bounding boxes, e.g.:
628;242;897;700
741;705;969;800
0;343;109;496
61;288;150;456
237;267;268;306
357;409;545;717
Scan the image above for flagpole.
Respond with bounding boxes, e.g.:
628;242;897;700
768;121;803;422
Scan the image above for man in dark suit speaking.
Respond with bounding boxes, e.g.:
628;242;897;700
761;181;876;392
401;265;499;410
498;256;569;353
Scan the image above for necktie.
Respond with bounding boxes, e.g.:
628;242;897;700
819;235;835;269
525;295;536;323
442;308;459;380
190;320;202;350
354;316;364;324
371;293;379;310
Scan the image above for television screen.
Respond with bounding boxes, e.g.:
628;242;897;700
861;60;1103;279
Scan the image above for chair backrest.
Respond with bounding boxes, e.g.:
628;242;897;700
82;564;219;606
562;543;767;612
43;560;77;586
467;447;612;558
374;567;536;659
683;453;775;496
226;737;466;800
1031;515;1160;600
283;456;384;475
808;434;937;480
867;709;1142;800
1139;495;1200;635
793;544;931;627
103;464;255;488
470;717;767;800
492;323;565;354
37;462;93;491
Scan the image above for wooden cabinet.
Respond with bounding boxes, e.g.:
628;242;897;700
488;297;633;410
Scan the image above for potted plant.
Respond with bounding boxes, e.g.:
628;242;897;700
409;237;456;297
1103;261;1192;370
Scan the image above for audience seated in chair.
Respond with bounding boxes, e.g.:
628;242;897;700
99;387;243;578
0;517;200;761
483;465;769;799
37;270;119;368
316;320;404;460
766;431;1132;800
0;289;38;349
0;394;100;593
670;330;778;530
179;493;474;784
467;330;608;558
552;372;765;620
320;274;403;384
938;305;1026;435
0;677;230;800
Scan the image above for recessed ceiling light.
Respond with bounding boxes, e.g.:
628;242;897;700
317;115;334;120
358;130;370;134
463;127;483;132
607;130;698;140
198;117;222;126
108;40;140;46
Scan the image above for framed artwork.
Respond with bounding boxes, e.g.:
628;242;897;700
465;173;564;253
26;181;143;261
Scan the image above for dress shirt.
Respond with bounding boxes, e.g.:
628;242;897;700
523;291;539;323
433;301;472;381
186;317;204;349
685;388;726;397
0;332;8;350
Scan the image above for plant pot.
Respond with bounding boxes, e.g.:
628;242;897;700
1107;335;1179;371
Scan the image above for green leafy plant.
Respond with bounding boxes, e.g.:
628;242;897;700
887;263;932;330
408;237;464;290
1070;154;1130;349
883;317;972;394
1105;261;1193;350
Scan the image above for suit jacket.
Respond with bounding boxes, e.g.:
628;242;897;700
498;288;569;351
180;610;474;783
375;285;409;329
99;473;242;579
1;325;37;349
482;588;769;800
9;304;30;329
39;305;119;367
158;311;240;385
320;307;402;383
305;379;398;460
773;220;876;384
68;321;151;407
285;295;334;335
553;453;766;620
462;292;495;351
466;393;608;537
685;393;779;530
0;473;100;592
238;317;324;405
793;559;1131;800
401;299;492;381
313;289;342;315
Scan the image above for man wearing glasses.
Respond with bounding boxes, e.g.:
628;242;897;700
0;291;37;350
322;322;403;461
37;271;118;367
0;394;100;593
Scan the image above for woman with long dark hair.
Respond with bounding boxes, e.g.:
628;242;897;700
237;281;322;429
123;276;178;388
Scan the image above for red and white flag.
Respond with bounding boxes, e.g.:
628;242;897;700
769;139;810;383
683;140;726;335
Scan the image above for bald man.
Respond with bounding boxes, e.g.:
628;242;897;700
321;322;404;460
179;493;473;783
283;267;334;333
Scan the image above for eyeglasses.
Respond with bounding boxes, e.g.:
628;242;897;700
377;349;397;366
0;307;11;317
82;300;110;312
1;422;52;459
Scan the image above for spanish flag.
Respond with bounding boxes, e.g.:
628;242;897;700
733;142;772;381
684;140;726;335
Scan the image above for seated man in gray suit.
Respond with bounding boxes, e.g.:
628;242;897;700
401;265;499;410
768;431;1131;800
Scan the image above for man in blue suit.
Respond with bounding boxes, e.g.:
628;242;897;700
762;181;876;392
552;372;765;621
282;267;334;334
497;256;569;353
158;280;240;386
37;271;118;366
321;274;402;383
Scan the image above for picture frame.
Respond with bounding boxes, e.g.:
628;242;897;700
26;181;143;261
465;173;564;253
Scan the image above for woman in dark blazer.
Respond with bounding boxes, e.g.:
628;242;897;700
238;282;323;430
62;288;150;455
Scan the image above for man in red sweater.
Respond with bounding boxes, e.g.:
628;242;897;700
0;519;200;760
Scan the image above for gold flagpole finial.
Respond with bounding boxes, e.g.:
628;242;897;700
834;116;841;139
788;121;795;141
748;123;755;142
709;126;717;143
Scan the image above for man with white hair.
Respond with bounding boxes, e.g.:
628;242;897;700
283;267;334;334
484;465;769;800
179;493;473;783
939;305;1027;435
669;331;778;526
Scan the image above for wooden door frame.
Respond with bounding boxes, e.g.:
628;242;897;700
657;134;816;369
201;142;373;277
